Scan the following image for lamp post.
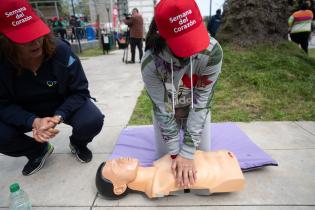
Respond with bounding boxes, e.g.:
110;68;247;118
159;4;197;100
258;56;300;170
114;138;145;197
70;0;81;53
106;5;111;31
71;0;76;16
209;0;212;17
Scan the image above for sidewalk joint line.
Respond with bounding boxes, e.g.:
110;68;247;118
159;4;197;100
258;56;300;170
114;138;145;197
294;122;315;137
90;192;98;209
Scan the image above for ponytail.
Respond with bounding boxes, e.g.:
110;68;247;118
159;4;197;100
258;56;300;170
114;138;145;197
145;17;166;55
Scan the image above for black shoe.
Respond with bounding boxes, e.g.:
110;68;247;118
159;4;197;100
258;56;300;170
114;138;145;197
22;143;54;176
69;143;92;163
127;60;135;64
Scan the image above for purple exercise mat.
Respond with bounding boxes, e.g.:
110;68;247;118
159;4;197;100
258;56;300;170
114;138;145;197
108;123;278;171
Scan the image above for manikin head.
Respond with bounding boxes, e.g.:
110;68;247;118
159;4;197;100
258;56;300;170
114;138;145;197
95;157;139;199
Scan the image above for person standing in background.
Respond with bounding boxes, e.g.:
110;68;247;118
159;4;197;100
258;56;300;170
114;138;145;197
288;3;314;53
123;8;144;64
52;17;66;39
207;9;222;38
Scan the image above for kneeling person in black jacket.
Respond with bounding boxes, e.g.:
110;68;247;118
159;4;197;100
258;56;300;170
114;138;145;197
0;0;104;176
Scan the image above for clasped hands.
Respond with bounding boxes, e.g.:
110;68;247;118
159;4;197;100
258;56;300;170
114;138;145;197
31;116;61;143
171;155;197;188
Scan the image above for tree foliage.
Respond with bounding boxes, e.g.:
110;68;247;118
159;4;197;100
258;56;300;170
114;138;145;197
218;0;291;47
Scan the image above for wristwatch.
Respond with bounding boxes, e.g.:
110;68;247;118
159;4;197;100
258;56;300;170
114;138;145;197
54;115;64;124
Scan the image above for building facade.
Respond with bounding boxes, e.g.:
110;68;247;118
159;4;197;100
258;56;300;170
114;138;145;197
89;0;155;33
89;0;113;26
30;0;61;19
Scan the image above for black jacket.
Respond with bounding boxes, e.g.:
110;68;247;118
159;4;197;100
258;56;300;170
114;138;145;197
207;14;222;34
0;39;91;130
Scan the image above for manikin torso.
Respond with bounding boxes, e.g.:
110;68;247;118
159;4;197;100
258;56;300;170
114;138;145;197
103;150;245;198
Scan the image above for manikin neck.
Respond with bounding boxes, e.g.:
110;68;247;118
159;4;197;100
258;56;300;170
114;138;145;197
127;166;156;197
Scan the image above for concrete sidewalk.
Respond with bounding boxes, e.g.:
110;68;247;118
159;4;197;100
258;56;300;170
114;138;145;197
0;50;314;210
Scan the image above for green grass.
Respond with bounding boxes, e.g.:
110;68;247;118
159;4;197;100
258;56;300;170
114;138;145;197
129;41;315;125
310;48;315;59
129;89;153;125
77;48;104;57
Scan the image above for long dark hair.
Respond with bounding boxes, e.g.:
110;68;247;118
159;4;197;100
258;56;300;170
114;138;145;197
0;10;56;74
301;2;309;10
0;33;56;74
145;17;167;55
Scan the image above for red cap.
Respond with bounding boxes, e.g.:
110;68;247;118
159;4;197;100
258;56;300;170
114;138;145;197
155;0;210;57
0;0;50;44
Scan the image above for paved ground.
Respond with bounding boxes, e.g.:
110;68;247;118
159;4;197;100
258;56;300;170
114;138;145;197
0;50;314;210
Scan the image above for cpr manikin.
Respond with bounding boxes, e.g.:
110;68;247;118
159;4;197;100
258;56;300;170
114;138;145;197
95;150;245;199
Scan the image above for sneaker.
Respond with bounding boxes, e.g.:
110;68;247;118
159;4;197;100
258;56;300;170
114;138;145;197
69;143;92;163
22;143;54;176
127;60;135;64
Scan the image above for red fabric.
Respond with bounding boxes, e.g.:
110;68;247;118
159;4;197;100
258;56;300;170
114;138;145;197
182;74;213;89
182;74;198;88
0;0;50;43
196;75;213;88
155;0;209;57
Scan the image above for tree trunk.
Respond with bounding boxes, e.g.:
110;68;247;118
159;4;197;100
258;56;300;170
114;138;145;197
218;0;290;47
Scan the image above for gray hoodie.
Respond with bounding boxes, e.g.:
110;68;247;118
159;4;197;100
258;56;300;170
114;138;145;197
141;37;223;159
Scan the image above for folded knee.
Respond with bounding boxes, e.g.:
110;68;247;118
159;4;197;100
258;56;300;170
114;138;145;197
73;113;104;136
0;125;21;147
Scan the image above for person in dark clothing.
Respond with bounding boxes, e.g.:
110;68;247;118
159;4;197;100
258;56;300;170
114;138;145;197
123;8;144;63
288;3;314;53
69;15;78;42
52;17;67;39
0;0;104;176
207;9;222;38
